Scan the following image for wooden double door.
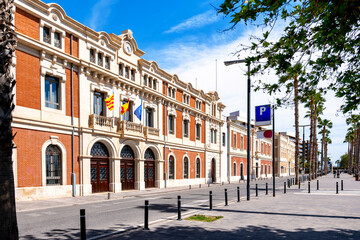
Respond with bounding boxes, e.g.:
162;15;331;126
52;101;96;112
144;160;155;188
121;159;135;190
91;158;109;193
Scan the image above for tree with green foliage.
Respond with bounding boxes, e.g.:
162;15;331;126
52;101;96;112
318;118;332;175
339;153;348;170
0;0;19;238
217;0;360;114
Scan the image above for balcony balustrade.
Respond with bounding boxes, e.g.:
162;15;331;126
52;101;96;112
89;114;114;128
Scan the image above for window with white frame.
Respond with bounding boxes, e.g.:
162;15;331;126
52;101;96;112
169;156;175;179
93;91;105;116
90;49;95;63
97;52;103;66
196;158;201;178
131;69;135;81
43;26;51;43
46;145;62;185
125;66;129;79
119;63;124;76
183;120;189;137
122;100;133;122
105;56;110;69
196;124;201;140
145;107;154;127
233;133;237;148
54;32;61;48
240;135;244;150
183;157;189;179
143;75;147;86
168;115;174;134
152;79;156;90
45;75;60;109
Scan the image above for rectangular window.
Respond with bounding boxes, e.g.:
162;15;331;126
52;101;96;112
105;56;110;69
214;130;217;144
233;134;237;148
119;63;123;76
143;76;147;86
196;124;201;140
54;32;61;48
97;53;103;66
94;91;105;116
122;100;133;122
183;120;189;137
222;132;226;146
145;108;153;127
43;26;50;43
168;115;174;134
131;69;135;81
125;67;129;79
153;80;156;90
90;49;95;63
45;75;60;109
241;136;244;150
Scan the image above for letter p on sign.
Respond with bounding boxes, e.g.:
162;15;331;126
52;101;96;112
260;107;267;115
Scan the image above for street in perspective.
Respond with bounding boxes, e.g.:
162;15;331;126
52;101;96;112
1;0;359;240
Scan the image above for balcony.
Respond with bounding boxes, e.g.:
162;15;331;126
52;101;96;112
89;114;114;128
144;126;160;139
43;35;51;44
117;120;142;135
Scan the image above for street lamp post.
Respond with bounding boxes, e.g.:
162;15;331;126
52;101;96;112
224;59;251;201
297;124;310;176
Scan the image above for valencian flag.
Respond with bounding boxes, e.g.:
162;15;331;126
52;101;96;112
105;94;114;111
134;99;143;121
120;99;130;115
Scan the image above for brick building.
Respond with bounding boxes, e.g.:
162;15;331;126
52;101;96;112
13;0;225;200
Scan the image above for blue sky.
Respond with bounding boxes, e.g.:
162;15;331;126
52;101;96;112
44;0;348;164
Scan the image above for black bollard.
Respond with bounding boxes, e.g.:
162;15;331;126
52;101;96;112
317;180;319;190
209;191;213;210
284;182;286;194
341;180;344;190
144;200;149;230
336;182;339;194
266;183;268;195
298;180;301;189
80;209;86;240
308;182;311;193
237;186;240;202
225;189;228;206
256;184;258;197
177;196;182;221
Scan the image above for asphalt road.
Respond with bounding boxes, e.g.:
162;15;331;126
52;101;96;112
18;176;298;239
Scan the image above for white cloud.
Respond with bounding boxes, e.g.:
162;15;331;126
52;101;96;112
87;0;118;31
164;10;220;34
154;26;348;163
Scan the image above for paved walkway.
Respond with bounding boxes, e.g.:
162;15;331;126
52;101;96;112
102;174;360;240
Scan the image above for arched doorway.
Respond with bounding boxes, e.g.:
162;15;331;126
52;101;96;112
91;142;109;193
121;145;135;190
144;148;155;188
211;158;216;183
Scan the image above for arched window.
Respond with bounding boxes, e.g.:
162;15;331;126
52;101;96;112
144;148;155;160
233;162;236;176
169;156;175;179
265;165;267;175
196;158;201;178
46;145;61;185
91;142;109;157
121;145;134;159
183;157;189;179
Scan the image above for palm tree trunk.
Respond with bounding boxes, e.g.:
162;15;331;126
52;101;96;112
321;126;325;176
308;97;314;180
348;141;353;175
294;76;299;184
324;141;328;174
313;107;318;178
355;128;360;178
0;0;19;238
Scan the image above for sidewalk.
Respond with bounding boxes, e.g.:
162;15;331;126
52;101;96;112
103;174;360;240
16;177;277;212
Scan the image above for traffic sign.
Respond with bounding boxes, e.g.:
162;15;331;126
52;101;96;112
255;104;272;126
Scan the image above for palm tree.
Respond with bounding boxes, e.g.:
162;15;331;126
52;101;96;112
344;128;355;174
318;118;333;175
346;115;360;178
0;0;19;238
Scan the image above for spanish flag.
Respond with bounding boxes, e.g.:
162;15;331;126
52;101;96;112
105;94;114;111
120;99;130;115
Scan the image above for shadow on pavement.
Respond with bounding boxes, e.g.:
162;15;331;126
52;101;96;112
107;225;360;240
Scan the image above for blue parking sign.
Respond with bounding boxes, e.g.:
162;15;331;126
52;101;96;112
255;105;272;126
